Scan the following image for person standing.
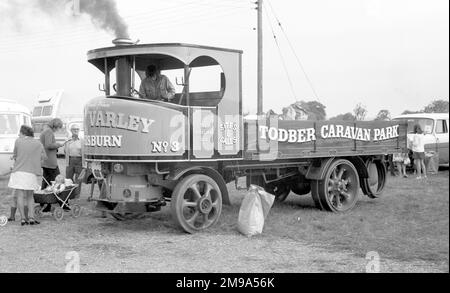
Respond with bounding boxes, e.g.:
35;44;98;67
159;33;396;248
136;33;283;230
64;124;84;182
411;124;427;179
40;118;65;212
139;65;176;101
40;118;65;188
393;152;410;178
8;125;46;225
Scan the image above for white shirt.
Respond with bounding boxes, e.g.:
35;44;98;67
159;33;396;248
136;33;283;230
411;133;425;152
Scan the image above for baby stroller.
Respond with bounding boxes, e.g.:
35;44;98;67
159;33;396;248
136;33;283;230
33;177;82;221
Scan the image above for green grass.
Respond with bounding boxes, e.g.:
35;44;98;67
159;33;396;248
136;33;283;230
0;163;448;271
220;170;449;266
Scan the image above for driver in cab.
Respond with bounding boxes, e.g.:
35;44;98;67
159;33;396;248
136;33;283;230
139;65;176;102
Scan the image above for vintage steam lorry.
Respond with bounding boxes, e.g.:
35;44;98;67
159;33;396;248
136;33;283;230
84;39;407;233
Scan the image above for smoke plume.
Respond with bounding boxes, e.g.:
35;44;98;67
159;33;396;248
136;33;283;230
1;0;129;38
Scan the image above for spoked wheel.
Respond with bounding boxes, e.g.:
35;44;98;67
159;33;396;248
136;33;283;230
171;174;222;233
53;207;64;221
34;205;43;218
71;204;82;218
110;213;145;221
362;159;386;199
314;159;360;212
310;180;325;210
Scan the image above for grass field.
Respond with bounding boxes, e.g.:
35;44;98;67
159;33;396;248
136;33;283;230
0;159;448;273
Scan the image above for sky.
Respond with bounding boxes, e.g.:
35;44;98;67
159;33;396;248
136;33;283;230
0;0;448;118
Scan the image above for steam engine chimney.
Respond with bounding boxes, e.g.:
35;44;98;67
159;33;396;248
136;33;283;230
112;38;135;46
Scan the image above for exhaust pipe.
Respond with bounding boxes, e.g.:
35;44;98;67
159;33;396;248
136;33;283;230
112;38;138;46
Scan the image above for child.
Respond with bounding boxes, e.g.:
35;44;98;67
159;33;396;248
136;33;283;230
45;174;66;193
393;152;410;178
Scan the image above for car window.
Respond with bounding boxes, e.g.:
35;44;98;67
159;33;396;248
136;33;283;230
394;118;434;134
42;106;53;116
0;114;20;135
32;106;42;117
436;120;448;134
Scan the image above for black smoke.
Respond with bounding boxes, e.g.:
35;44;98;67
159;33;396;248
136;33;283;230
1;0;129;38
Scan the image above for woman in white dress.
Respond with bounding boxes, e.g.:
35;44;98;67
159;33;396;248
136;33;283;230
8;125;47;225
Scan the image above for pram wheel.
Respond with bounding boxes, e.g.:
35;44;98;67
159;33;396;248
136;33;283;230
71;204;82;218
53;207;64;221
34;206;43;218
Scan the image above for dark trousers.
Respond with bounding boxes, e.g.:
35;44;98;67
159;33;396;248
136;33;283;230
41;166;60;211
41;166;60;189
66;157;83;197
66;157;83;182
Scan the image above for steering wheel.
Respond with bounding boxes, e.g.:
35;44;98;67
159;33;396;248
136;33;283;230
112;83;117;93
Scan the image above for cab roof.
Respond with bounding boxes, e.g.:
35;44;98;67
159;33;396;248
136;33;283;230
87;43;243;72
0;99;31;114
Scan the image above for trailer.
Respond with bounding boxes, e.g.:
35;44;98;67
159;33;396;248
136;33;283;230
83;40;407;233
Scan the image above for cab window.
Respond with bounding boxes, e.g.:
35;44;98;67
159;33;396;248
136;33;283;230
436;120;448;134
403;118;434;134
42;106;53;116
32;107;42;117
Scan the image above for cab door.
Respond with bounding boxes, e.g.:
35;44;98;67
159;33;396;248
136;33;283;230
422;120;438;153
435;118;449;165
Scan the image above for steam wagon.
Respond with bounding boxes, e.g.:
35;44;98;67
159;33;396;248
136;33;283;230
84;39;407;233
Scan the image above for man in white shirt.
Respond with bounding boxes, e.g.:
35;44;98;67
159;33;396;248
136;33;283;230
64;124;84;182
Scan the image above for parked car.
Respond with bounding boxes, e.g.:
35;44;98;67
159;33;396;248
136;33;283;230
0;99;32;178
392;113;449;166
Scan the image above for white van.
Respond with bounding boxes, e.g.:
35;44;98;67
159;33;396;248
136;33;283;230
392;113;449;166
31;89;83;156
0;99;32;177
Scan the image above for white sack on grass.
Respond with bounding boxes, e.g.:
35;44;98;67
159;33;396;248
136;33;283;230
238;185;275;237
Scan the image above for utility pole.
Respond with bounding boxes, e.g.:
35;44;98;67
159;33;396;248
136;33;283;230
257;0;263;115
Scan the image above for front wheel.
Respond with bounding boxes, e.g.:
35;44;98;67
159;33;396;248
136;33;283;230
171;174;222;233
313;159;360;213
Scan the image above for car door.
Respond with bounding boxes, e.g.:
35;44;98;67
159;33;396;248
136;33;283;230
435;118;449;165
421;119;437;153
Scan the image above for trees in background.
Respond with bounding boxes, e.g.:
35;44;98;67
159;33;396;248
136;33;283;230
375;109;391;121
273;100;327;120
329;112;355;121
268;98;448;121
423;99;449;113
402;99;449;115
296;100;327;120
353;103;368;121
401;110;420;115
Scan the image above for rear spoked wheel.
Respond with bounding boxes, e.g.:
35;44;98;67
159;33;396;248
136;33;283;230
362;159;386;199
314;159;360;212
171;174;222;233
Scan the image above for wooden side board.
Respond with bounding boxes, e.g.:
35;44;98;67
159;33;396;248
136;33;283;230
244;119;408;160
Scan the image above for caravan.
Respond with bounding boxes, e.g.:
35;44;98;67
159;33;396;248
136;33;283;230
0;99;32;177
31;89;83;156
